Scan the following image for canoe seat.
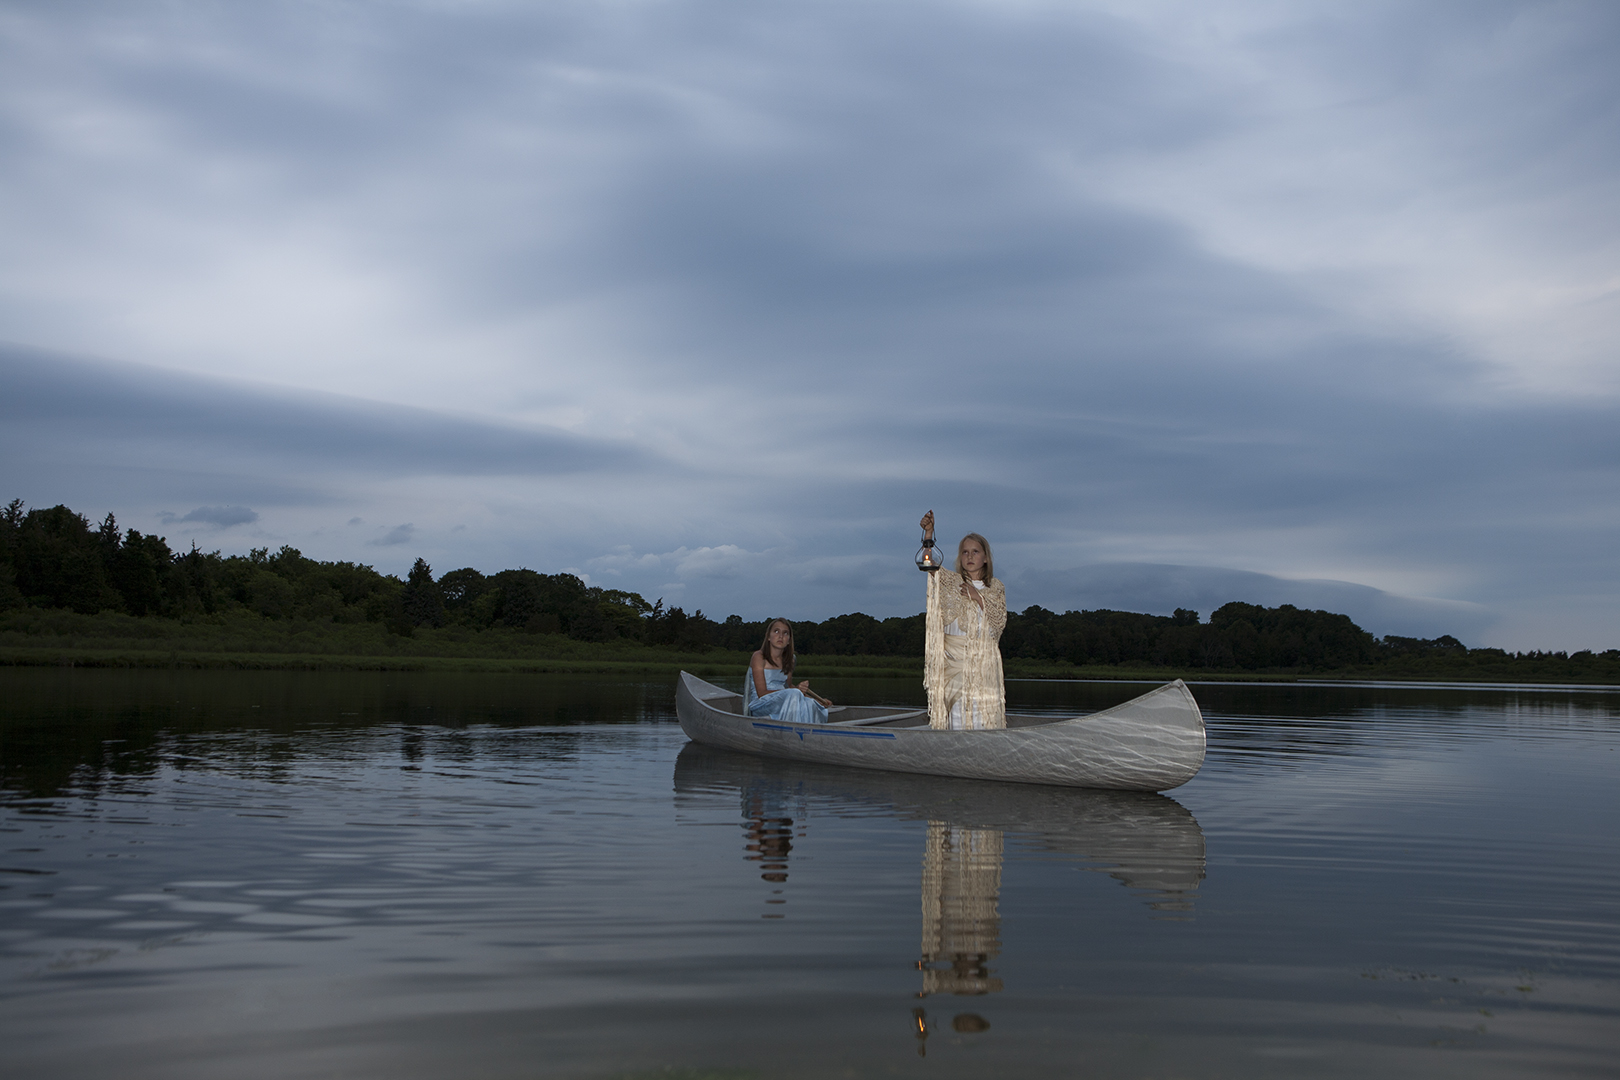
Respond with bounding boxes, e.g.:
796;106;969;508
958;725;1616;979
699;693;745;715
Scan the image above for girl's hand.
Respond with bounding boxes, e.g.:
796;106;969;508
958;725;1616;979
920;510;934;539
960;577;985;610
798;681;832;708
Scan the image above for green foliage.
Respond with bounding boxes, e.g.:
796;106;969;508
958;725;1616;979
3;498;1616;681
999;601;1619;680
0;606;744;670
403;557;445;628
1005;601;1372;671
699;611;926;657
0;500;699;651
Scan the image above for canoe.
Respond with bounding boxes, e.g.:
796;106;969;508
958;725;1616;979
674;671;1206;792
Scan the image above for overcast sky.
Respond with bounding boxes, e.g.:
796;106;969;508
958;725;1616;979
2;0;1617;649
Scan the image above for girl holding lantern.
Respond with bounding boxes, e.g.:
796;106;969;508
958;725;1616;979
917;511;1007;730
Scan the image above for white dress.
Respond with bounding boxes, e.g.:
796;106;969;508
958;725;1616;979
924;570;1007;731
943;580;986;731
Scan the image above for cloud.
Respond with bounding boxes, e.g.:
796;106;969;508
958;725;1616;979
587;544;775;582
368;524;415;547
586;548;667;577
669;545;768;580
798;555;896;592
158;505;259;528
0;346;654;481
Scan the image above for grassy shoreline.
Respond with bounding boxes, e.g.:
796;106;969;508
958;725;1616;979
5;642;1617;685
4;608;1617;685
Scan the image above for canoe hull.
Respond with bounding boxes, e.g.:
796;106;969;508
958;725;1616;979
675;672;1205;792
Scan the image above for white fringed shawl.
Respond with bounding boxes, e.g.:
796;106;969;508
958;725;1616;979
925;570;1007;730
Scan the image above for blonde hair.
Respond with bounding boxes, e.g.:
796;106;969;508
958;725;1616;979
956;533;993;582
759;618;796;679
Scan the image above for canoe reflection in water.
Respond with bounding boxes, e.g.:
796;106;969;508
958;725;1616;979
675;741;1206;1041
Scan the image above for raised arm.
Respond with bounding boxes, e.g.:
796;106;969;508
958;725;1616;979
919;510;939;568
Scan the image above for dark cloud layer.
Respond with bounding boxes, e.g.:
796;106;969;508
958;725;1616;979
0;346;652;482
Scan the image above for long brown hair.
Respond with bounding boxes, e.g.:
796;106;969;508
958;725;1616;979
956;533;994;582
759;618;796;679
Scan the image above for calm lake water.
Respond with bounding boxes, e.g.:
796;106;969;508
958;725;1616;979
2;669;1617;1079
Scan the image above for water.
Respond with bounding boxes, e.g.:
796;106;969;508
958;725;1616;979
1;669;1617;1078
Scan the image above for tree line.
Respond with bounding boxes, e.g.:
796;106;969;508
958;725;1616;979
4;500;1616;676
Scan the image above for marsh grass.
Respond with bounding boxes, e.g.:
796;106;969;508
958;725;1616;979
4;609;1614;684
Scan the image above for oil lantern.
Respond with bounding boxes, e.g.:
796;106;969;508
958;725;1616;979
915;532;942;572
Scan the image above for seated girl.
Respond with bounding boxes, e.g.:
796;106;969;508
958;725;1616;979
745;618;833;724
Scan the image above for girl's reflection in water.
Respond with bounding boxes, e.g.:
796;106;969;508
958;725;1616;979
688;744;1202;1055
918;821;1004;997
913;822;1001;1053
742;791;801;917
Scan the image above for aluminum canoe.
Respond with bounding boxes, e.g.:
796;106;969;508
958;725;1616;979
674;671;1206;792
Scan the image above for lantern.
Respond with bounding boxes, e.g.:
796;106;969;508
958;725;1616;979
915;533;942;572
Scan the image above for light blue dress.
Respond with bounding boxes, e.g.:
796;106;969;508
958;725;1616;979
745;667;830;724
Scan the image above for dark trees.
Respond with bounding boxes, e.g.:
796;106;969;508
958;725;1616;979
403;558;445;628
999;601;1379;672
7;504;126;613
9;497;1600;676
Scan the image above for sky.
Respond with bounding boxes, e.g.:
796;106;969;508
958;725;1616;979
2;0;1617;649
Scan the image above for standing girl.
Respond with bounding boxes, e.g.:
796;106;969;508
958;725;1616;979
919;511;1007;730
